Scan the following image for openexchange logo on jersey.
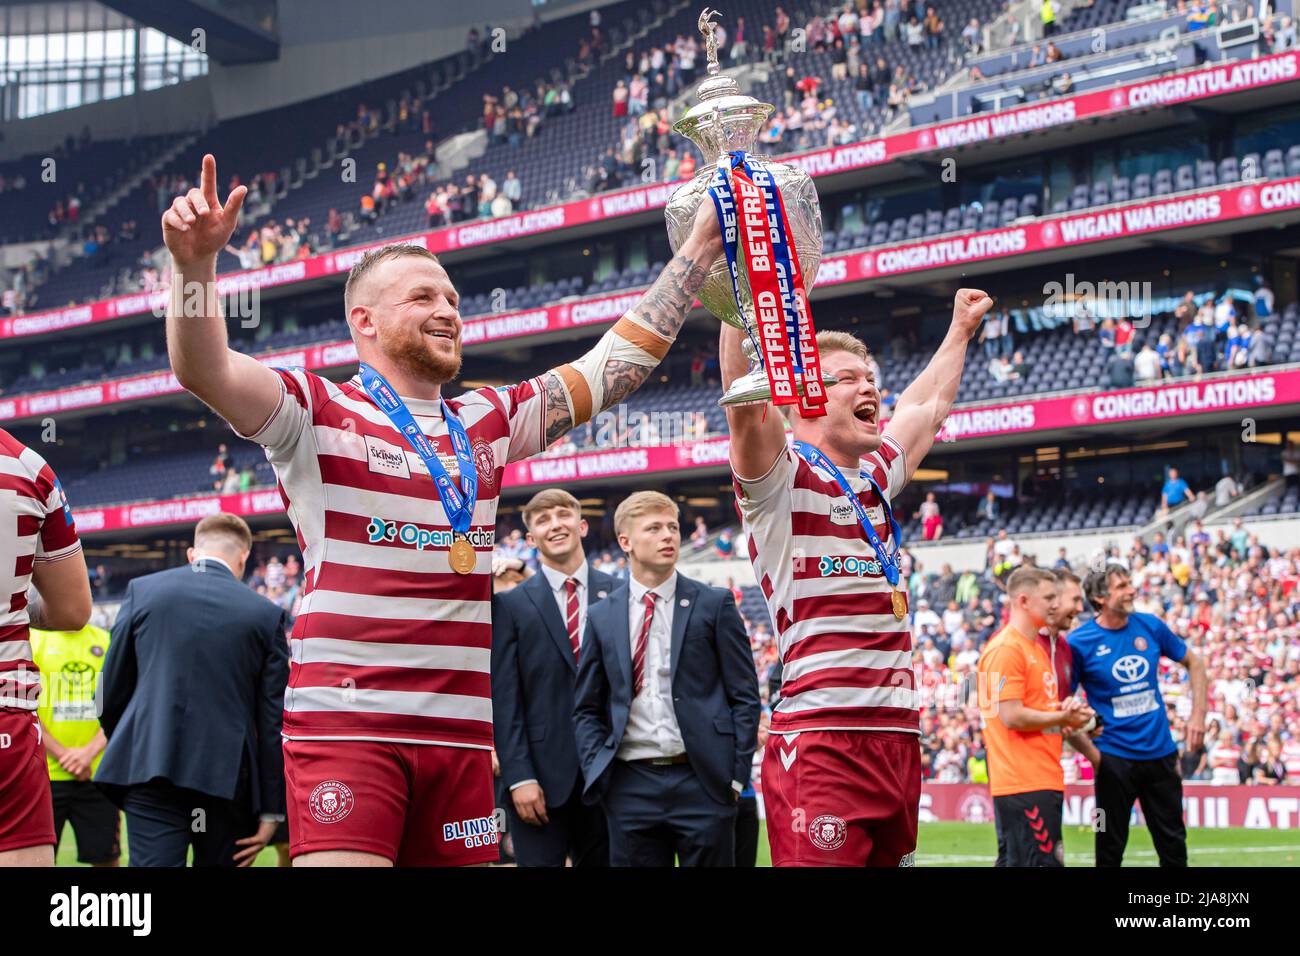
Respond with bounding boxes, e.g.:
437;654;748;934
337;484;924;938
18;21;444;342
444;815;500;849
367;519;494;551
50;886;151;936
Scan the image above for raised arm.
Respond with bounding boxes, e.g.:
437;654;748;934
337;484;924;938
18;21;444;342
163;153;281;437
538;202;723;446
721;323;787;480
883;288;992;482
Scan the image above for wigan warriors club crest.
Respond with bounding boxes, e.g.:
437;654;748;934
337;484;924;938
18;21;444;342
308;780;355;824
808;814;848;851
472;438;497;489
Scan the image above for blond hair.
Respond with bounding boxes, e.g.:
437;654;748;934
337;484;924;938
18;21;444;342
779;330;873;421
613;490;679;536
1007;565;1059;598
343;243;442;315
522;489;583;529
194;513;253;553
814;329;871;363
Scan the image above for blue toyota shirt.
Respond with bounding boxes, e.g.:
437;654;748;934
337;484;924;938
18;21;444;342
1067;612;1187;760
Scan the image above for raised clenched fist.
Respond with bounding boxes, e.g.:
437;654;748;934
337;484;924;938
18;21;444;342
951;288;994;337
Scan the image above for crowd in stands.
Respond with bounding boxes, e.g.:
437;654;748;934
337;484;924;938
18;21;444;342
206;443;258;496
977;281;1279;390
245;554;305;628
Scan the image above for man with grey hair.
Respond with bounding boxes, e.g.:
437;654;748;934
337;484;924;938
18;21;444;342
161;154;722;866
1068;562;1207;866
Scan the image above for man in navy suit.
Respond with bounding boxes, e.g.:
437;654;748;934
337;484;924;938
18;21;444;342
97;514;289;867
574;491;760;867
491;489;615;866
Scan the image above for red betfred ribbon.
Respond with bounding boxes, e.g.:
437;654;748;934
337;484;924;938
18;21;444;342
730;161;826;418
769;173;827;417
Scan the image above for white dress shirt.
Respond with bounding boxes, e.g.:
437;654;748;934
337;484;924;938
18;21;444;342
617;573;686;761
540;561;590;651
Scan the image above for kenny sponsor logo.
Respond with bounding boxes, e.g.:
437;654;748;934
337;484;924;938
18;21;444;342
364;435;411;479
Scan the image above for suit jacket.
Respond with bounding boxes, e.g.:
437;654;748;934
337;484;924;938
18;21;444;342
491;564;615;806
573;573;760;806
96;558;290;815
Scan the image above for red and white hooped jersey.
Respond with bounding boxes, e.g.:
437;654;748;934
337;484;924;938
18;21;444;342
733;435;918;736
0;429;82;711
1283;740;1300;780
239;368;546;748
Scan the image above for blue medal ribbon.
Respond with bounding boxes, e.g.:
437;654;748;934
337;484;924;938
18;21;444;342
792;440;902;587
706;155;763;361
358;362;477;536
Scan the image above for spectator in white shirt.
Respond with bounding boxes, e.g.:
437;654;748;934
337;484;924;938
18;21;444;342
1134;341;1163;382
1214;473;1240;508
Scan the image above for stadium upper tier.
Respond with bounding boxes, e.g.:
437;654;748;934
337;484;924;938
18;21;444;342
3;0;1273;320
3;48;1296;346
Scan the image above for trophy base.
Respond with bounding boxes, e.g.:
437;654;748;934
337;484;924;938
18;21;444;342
718;370;839;408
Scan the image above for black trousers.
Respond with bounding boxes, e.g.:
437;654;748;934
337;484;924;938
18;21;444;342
603;760;736;867
506;775;610;868
121;777;256;868
734;795;759;867
994;790;1063;867
1095;752;1187;867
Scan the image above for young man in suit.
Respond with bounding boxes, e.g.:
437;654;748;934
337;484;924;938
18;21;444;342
574;491;760;867
97;514;290;867
491;489;615;866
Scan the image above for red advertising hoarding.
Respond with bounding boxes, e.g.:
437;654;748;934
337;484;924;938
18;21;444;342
922;782;1300;829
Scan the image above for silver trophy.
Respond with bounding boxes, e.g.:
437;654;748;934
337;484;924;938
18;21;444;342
665;8;834;407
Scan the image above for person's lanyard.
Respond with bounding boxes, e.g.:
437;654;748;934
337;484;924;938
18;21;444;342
792;440;906;619
358;362;477;540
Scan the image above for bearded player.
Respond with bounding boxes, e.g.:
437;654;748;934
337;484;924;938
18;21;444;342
163;154;722;866
724;290;992;866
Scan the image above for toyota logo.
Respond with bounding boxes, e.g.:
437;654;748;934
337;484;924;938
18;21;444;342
1111;654;1149;684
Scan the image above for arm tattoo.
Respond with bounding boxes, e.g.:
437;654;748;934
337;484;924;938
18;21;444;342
632;251;711;339
541;250;713;446
543;371;574;446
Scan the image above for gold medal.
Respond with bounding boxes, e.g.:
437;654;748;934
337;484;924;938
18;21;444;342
891;587;907;621
449;536;477;575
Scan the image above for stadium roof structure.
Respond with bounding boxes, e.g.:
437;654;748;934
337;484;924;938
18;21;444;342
97;0;279;63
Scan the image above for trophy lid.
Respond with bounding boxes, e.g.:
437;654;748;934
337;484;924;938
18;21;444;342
673;9;774;165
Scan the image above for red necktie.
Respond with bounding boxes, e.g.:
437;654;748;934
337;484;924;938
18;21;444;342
564;577;581;661
632;591;656;696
